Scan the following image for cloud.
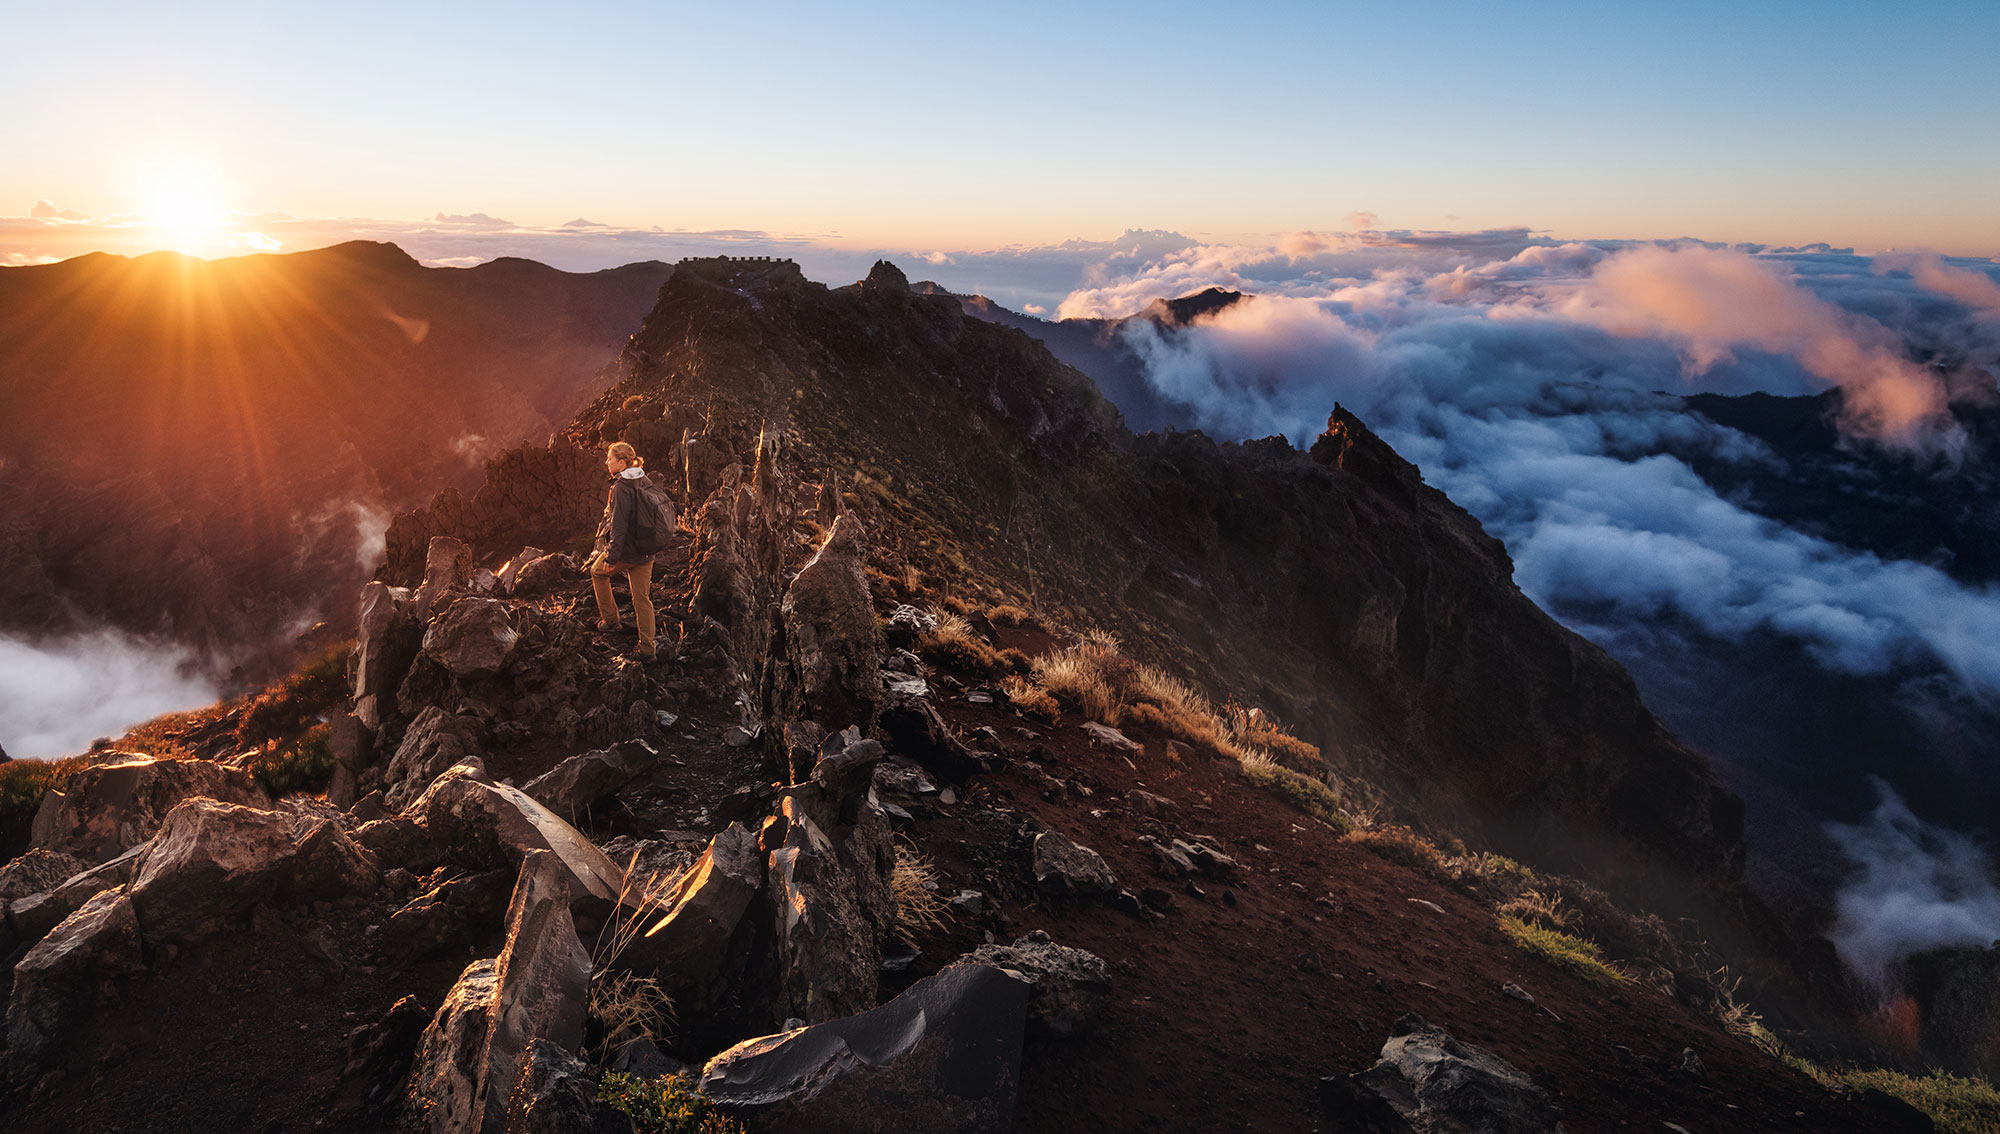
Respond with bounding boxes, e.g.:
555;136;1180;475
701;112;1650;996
0;630;220;760
1557;246;1962;456
432;211;517;227
450;432;497;466
1879;252;2000;318
1344;211;1379;231
30;199;89;221
243;231;282;252
1825;779;2000;982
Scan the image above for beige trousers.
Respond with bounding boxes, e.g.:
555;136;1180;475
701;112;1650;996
588;553;655;651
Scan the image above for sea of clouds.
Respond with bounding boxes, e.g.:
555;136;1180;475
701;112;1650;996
1047;230;2000;981
0;630;220;760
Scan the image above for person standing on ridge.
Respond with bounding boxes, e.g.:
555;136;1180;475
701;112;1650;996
589;441;674;660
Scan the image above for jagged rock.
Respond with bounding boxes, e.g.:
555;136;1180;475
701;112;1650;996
501;1038;597;1134
126;798;302;943
522;739;663;818
607;1030;682;1078
409;763;625;902
356;815;448;874
966;930;1112;1036
409;850;592;1134
510;553;567;596
1031;830;1119;897
424;597;520;677
30;753;270;862
328;711;374;809
1322;1014;1566;1134
629;823;762;1016
878;691;982;782
415;535;474;622
497;547;547;594
700;961;1030;1134
811;728;886;799
762;783;898;1025
6;844;146;946
289;816;385;900
323;994;433;1128
1127;789;1179;821
355;582;422;725
382;868;516;960
0;848;88;902
385;708;486;811
4;890;143;1072
882;604;937;649
781;512;881;729
1081;722;1141;753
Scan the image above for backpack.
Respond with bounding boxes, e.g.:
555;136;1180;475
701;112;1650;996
627;476;676;557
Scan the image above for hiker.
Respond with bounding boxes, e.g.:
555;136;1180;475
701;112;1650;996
589;441;674;659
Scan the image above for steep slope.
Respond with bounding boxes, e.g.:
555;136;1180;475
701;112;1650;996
0;242;671;662
390;257;1746;920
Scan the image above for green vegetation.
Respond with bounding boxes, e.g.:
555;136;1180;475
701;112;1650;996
1238;757;1354;834
0;755;90;819
598;1072;748;1134
1835;1068;2000;1134
236;643;351;748
244;723;335;797
1498;915;1629;986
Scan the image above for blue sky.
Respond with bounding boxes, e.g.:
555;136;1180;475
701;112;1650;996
5;0;1999;253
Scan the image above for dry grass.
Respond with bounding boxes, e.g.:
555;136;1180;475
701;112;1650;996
1497;888;1580;932
1238;751;1354;834
915;612;1028;678
1001;675;1060;722
589;971;673;1062
984;603;1044;630
891;843;953;937
1498;915;1628;986
604;850;688;971
1344;825;1456;878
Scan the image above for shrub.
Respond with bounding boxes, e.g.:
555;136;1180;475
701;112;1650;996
0;755;90;819
597;1072;747;1134
891;843;952;937
1496;889;1579;932
1031;647;1119;723
237;643;353;748
1001;676;1059;722
245;724;335;797
1498;915;1628;986
914;613;1015;678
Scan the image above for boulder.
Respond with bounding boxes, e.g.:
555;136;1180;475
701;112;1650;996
510;553;567;596
356;815;447;874
384;708;485;811
324;995;433;1128
1081;722;1141;753
811;728;886;799
781;512;881;729
629;823;762;1015
1321;1014;1566;1134
1127;789;1180;822
699;962;1031;1134
1031;830;1119;898
966;930;1112;1036
288;816;385;900
415;535;474;621
423;598;520;677
4;890;143;1072
381;868;516;960
355;582;422;719
410;763;626;902
30;753;270;862
877;692;982;783
127;798;302;943
882;604;937;649
496;547;547;595
409;851;592;1134
0;848;88;902
522;739;663;818
7;843;148;946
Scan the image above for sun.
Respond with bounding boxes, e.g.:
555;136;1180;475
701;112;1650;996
139;166;230;254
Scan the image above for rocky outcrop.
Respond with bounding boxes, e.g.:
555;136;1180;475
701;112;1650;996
127;798;373;944
356;581;423;727
780;512;881;730
629;822;763;1017
30;753;270;863
409;851;592;1134
414;536;475;622
423;597;520;677
699;962;1031;1134
522;739;662;818
761;780;897;1025
1321;1014;1566;1134
966;930;1112;1036
385;708;486;811
408;762;625;902
4;890;143;1073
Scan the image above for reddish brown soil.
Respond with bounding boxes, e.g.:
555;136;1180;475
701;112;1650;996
892;651;1886;1134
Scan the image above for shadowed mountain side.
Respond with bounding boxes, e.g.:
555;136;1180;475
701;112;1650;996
385;258;1750;929
0;242;672;659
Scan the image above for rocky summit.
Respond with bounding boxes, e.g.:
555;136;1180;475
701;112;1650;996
0;255;1943;1132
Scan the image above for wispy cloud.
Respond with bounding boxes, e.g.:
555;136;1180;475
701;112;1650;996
0;630;220;759
1826;780;2000;982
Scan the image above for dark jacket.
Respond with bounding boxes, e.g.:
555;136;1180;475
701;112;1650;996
599;467;661;564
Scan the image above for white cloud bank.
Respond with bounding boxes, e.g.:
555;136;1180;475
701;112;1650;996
0;630;220;760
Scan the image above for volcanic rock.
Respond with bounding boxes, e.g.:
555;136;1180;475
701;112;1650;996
762;783;898;1024
423;597;520;677
408;762;625;901
1031;830;1120;898
781;511;881;730
699;961;1031;1134
31;753;270;862
4;890;143;1073
521;739;663;818
355;581;423;724
126;798;303;944
1322;1014;1566;1134
385;708;486;811
966;929;1112;1036
414;535;474;622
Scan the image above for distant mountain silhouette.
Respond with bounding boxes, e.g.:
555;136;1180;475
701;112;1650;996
0;242;671;667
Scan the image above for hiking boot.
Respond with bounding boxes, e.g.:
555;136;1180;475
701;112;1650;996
627;644;658;661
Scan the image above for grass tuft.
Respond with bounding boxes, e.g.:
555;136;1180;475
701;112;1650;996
1238;752;1353;834
891;843;953;937
1498;914;1628;986
245;723;336;797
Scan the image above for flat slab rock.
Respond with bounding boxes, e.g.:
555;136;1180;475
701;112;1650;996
966;930;1112;1036
1321;1014;1567;1134
700;961;1031;1134
1031;829;1120;897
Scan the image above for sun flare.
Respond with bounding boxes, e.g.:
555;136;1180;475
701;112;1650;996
139;166;230;254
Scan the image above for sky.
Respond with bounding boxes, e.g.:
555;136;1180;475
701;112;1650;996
5;0;2000;260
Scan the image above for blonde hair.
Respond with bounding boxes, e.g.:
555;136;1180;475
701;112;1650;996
606;441;643;467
